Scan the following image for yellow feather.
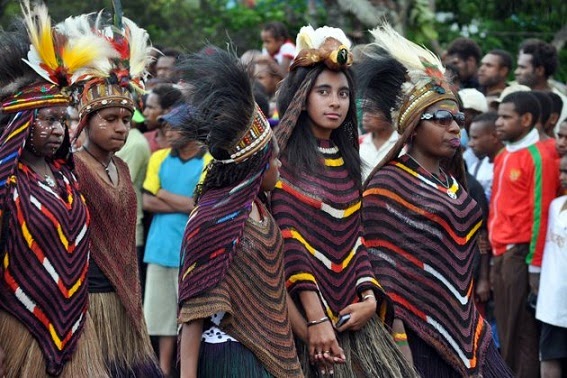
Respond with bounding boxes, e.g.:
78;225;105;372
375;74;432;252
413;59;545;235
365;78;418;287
60;43;99;74
21;0;58;70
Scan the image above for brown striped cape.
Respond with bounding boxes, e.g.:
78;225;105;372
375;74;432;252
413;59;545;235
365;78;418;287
179;203;302;377
362;155;495;376
271;139;392;324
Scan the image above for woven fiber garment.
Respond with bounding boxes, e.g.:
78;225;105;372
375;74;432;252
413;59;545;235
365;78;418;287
363;154;510;377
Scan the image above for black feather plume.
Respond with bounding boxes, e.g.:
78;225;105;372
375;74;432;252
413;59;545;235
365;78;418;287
353;45;406;123
177;46;255;160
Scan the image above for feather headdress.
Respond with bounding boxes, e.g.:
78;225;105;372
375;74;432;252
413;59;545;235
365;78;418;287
368;23;456;133
21;0;117;88
291;25;353;71
73;1;153;132
98;16;153;93
361;23;464;189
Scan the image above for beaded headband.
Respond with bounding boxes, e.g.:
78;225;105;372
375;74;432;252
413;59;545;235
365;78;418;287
0;83;69;113
77;80;135;120
396;82;456;133
217;103;272;164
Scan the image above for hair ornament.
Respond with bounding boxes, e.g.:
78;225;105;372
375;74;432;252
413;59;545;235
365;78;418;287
21;0;117;89
290;25;353;71
217;103;273;164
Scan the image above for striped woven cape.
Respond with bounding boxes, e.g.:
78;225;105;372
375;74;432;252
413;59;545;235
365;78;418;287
362;154;493;376
0;106;90;375
271;138;392;324
179;203;302;377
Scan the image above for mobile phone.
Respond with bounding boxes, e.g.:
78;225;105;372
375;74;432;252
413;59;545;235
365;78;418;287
336;313;351;328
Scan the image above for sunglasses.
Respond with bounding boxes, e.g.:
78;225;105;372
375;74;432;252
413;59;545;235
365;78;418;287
420;110;465;128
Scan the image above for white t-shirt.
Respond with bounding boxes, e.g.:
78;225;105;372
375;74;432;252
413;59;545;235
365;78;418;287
468;156;493;201
262;41;295;65
360;131;398;181
536;196;567;328
202;311;238;344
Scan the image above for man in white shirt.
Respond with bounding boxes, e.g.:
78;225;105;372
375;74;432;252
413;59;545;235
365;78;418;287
359;101;398;181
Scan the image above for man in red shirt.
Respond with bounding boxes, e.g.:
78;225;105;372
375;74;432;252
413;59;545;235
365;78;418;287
490;91;560;377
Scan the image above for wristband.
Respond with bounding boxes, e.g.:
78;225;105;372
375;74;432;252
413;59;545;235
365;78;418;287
393;332;408;346
307;316;330;327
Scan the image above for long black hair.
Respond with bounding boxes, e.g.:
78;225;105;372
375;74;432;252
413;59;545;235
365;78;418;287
277;64;362;189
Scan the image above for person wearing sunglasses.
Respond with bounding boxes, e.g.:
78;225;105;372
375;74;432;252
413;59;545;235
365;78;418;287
359;25;513;377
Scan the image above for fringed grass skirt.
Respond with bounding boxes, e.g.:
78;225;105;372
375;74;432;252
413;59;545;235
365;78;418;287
298;316;418;377
88;292;162;377
197;340;274;377
0;310;108;377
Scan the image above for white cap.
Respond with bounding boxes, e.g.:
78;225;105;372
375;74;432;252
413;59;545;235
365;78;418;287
495;83;531;103
458;88;488;113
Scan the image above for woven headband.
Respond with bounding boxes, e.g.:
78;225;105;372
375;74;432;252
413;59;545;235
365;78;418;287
0;83;69;114
217;103;273;164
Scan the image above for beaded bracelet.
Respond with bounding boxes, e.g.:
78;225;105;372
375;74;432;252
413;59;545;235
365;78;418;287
393;332;408;346
306;316;330;327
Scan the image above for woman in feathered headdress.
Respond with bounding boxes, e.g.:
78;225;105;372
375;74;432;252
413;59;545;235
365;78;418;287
360;24;513;377
0;2;112;376
176;46;302;377
270;25;416;377
69;6;162;377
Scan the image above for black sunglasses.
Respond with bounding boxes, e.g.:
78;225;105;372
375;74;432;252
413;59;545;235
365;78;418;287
420;110;465;127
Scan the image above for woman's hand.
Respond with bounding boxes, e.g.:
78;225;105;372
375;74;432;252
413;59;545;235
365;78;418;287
336;296;376;332
298;290;346;374
307;320;345;376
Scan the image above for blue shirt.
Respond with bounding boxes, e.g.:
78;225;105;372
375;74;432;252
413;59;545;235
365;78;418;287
143;148;211;267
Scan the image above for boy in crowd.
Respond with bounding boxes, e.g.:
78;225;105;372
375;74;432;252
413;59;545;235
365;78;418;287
490;91;559;377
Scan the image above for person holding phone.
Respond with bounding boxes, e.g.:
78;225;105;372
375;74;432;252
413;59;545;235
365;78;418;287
271;25;416;378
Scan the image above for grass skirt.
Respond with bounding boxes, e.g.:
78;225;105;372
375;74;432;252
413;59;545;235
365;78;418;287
88;292;162;377
197;340;274;377
0;309;108;377
297;316;418;377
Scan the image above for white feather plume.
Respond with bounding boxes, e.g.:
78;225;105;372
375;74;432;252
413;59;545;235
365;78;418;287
370;23;445;91
56;14;120;82
295;25;351;54
122;17;152;79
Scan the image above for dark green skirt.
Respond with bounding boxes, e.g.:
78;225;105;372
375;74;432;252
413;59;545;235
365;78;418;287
198;340;274;377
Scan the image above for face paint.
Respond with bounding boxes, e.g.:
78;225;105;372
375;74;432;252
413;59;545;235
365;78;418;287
95;112;109;130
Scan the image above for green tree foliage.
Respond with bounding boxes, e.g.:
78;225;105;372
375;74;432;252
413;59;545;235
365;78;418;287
0;0;323;54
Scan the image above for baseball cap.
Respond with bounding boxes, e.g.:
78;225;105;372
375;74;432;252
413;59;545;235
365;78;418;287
458;88;488;113
158;104;196;128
